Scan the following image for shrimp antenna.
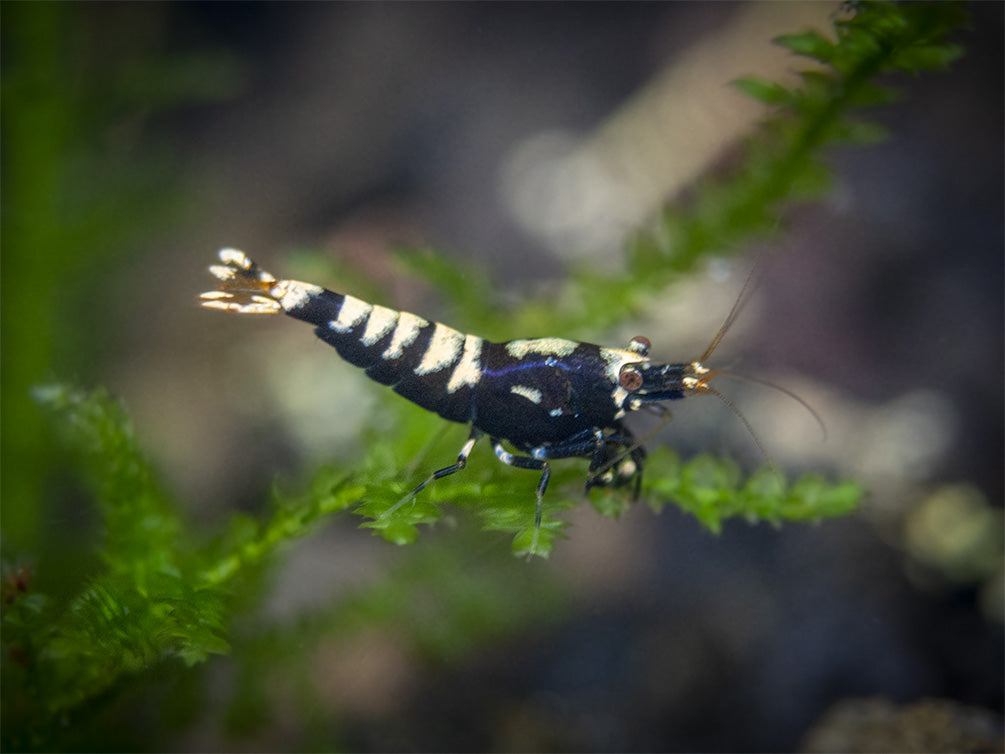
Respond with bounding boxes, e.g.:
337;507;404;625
701;384;774;466
714;369;828;441
699;261;762;364
698;257;825;447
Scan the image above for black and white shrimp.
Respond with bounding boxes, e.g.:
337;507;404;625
201;248;777;547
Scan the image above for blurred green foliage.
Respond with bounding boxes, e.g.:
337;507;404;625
1;2;244;553
1;2;966;749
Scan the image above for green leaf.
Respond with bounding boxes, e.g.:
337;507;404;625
732;76;794;106
774;30;836;62
33;384;183;584
827;117;890;145
798;70;838;101
376;519;422;546
888;42;965;72
847;81;904;107
787;157;835;200
641;449;864;534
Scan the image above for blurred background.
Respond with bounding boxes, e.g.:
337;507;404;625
3;2;1002;751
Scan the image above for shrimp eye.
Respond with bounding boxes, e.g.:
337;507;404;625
619;365;644;391
628;336;651;356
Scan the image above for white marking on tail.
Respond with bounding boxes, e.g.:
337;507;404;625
361;305;400;346
208;264;238;281
446;334;483;393
330;295;372;333
382;312;427;359
199;291;282;314
273;280;322;311
219;248;253;269
415;323;464;375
